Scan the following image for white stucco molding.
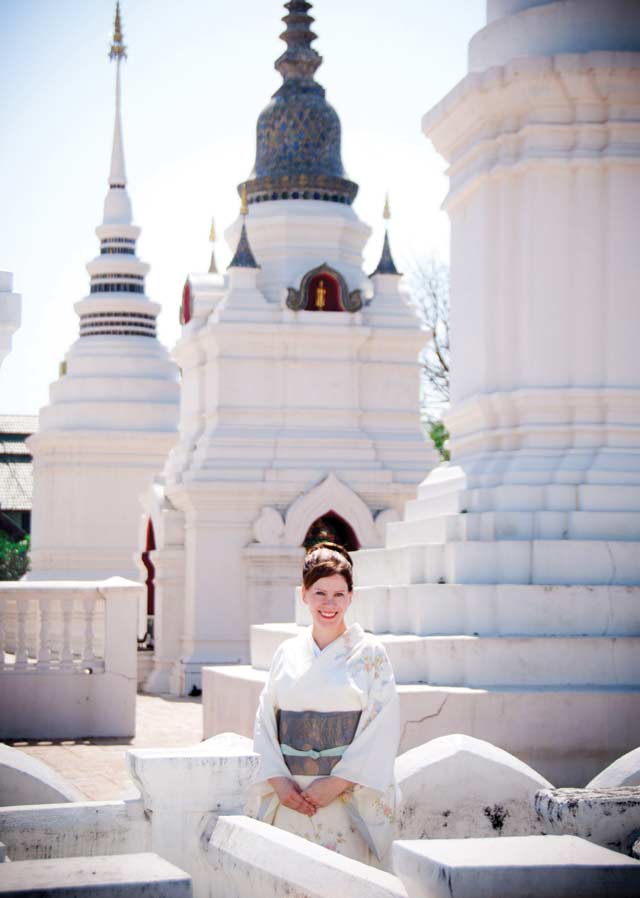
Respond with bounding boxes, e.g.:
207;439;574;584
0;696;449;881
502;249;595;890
283;473;382;548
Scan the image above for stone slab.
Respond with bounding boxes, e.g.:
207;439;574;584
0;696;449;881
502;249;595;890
536;786;640;854
209;814;407;898
0;852;192;896
392;835;640;898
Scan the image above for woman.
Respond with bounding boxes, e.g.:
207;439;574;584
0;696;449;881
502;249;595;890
247;542;400;868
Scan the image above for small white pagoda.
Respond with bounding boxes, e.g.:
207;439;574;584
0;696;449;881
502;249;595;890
143;0;435;695
28;4;179;583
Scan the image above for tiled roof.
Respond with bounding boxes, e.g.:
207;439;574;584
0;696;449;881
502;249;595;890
0;458;33;510
0;416;35;510
0;414;38;435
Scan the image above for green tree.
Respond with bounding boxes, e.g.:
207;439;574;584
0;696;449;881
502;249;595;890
0;532;30;580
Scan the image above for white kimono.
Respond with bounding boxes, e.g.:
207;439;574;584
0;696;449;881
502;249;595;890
247;623;400;867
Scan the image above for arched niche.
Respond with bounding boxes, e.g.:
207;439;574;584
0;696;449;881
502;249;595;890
303;511;359;551
286;263;363;312
284;473;381;548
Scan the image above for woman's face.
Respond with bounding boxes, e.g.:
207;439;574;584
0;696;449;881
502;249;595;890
302;573;352;638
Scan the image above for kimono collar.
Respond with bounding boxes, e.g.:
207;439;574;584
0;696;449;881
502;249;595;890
309;623;365;658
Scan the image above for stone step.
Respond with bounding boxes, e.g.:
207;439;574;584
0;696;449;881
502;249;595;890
350;583;640;637
386;510;640;547
407;482;640;519
355;539;640;586
0;853;192;897
249;624;640;687
392;835;640;898
202;664;640;785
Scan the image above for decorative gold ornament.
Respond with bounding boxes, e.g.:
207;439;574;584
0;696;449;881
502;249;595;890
109;1;127;61
383;192;391;221
240;184;249;216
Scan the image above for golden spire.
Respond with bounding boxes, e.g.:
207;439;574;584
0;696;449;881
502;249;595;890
240;183;249;217
383;192;391;221
209;218;216;243
109;1;127;61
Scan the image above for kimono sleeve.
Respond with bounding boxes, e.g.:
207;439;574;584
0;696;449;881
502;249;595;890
251;642;291;786
330;641;399;793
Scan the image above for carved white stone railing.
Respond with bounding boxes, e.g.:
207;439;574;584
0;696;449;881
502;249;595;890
1;586;104;674
0;578;142;739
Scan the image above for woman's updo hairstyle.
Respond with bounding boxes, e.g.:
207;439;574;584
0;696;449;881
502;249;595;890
302;541;353;592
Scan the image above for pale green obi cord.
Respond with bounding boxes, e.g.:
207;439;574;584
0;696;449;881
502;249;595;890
280;743;349;761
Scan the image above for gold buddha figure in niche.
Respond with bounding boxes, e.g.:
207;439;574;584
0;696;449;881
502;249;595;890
315;279;327;309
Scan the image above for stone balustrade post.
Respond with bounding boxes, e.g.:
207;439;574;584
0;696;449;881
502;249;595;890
127;733;258;898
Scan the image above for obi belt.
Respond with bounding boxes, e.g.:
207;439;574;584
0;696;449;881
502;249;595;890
277;709;362;776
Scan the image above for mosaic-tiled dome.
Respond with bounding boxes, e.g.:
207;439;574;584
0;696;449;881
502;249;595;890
240;1;358;207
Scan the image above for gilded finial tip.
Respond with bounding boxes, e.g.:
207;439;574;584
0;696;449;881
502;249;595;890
240;184;249;216
383;192;391;221
209;218;216;243
109;1;128;61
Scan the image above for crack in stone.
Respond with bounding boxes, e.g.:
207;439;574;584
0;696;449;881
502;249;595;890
604;541;617;587
400;695;448;745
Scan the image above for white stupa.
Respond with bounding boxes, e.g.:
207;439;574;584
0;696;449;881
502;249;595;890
143;0;436;695
28;3;179;582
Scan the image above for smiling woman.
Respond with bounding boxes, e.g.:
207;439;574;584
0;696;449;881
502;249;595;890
247;542;400;869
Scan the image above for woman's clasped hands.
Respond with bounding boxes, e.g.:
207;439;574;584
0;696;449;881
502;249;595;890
269;775;353;816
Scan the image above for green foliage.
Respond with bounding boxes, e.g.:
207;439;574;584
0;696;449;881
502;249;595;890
429;420;450;462
0;532;30;580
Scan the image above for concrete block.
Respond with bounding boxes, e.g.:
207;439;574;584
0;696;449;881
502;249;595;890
128;733;258;898
588;745;640;788
0;744;83;806
392;835;640;898
0;852;192;896
208;814;407;898
536;786;640;855
395;734;552;840
0;798;149;862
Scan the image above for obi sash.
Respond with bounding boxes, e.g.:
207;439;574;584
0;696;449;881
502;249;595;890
277;709;362;776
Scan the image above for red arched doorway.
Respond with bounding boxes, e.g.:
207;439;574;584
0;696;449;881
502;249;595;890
140;519;156;648
303;511;359;551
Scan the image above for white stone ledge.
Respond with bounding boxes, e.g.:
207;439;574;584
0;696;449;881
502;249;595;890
0;798;149;862
208;815;407;898
393;834;640;898
0;852;192;897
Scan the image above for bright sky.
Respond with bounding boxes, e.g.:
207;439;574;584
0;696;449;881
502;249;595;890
0;0;485;416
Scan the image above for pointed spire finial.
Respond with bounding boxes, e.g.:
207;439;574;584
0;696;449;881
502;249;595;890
228;193;259;270
240;184;249;217
370;197;401;277
275;1;322;82
109;2;127;61
209;218;217;243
